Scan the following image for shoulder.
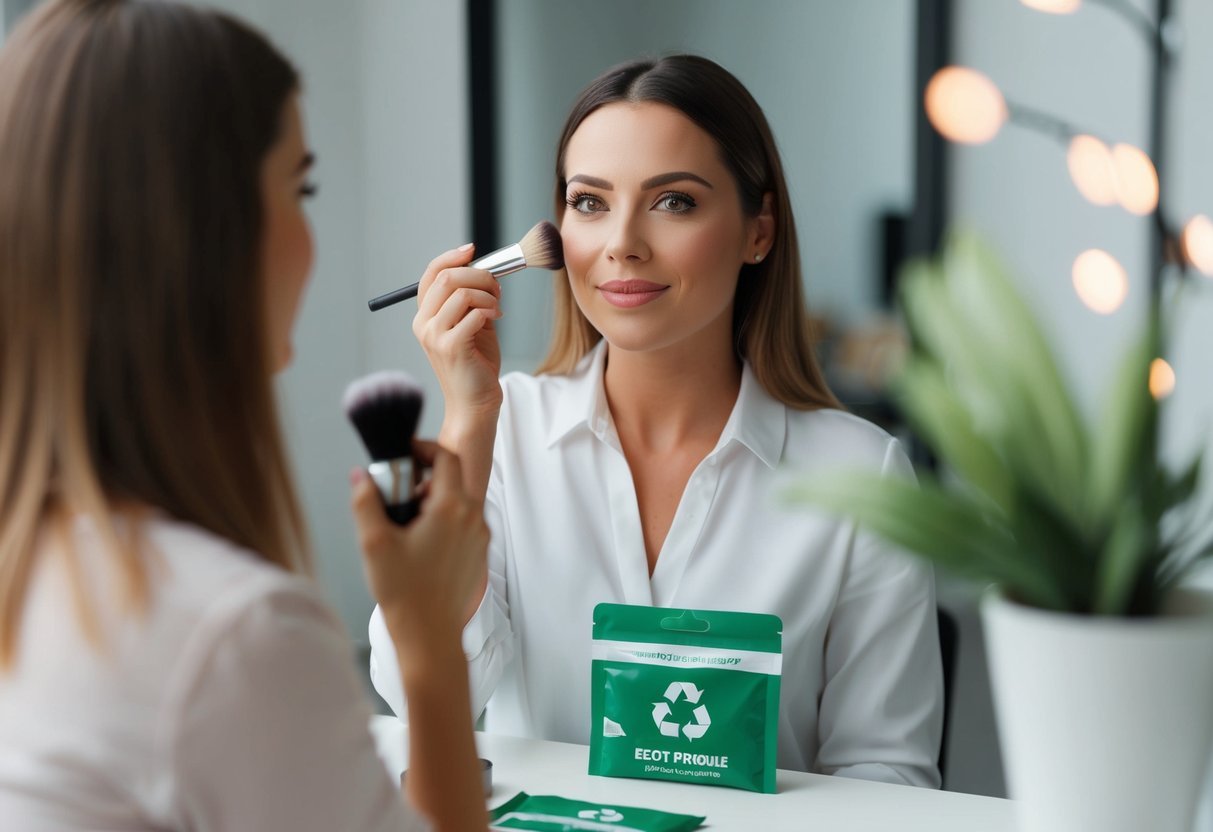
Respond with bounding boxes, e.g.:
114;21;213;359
147;518;348;733
783;407;911;477
145;516;316;609
135;516;337;668
497;352;599;447
499;365;586;410
499;368;570;407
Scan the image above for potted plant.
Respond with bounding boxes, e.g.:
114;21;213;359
790;233;1213;832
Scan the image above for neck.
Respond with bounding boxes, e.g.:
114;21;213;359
602;332;742;453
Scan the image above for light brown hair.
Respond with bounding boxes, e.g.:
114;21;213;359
0;0;308;667
538;54;840;412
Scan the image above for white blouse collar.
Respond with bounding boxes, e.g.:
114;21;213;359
543;340;787;469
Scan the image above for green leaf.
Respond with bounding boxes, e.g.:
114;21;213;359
898;241;1088;531
1087;324;1159;527
941;235;1089;504
1093;505;1149;615
1007;481;1097;611
786;472;1070;610
893;359;1014;514
1154;456;1202;521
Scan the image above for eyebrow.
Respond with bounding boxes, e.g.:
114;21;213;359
296;152;316;173
565;171;714;191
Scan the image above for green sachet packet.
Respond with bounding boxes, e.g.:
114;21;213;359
489;792;704;832
589;603;783;793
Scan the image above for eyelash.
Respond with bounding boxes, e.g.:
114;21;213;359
564;190;697;214
655;191;696;212
299;182;319;199
565;190;602;213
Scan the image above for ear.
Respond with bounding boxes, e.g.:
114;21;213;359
745;192;776;264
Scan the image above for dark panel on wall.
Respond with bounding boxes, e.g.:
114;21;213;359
466;0;501;253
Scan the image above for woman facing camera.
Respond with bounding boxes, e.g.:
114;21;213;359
0;2;488;829
372;54;944;788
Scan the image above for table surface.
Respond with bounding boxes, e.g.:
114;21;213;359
369;715;1015;831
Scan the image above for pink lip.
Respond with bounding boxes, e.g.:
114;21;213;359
597;280;669;308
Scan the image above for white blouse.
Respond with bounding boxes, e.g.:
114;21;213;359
371;343;943;787
0;515;424;832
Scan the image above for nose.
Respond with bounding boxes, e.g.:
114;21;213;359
603;211;651;264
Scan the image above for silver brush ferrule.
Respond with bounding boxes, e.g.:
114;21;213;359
472;242;526;277
367;458;413;506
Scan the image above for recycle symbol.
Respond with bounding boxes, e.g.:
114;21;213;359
577;809;625;823
651;681;711;741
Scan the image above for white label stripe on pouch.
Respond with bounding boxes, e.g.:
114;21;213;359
591;640;783;675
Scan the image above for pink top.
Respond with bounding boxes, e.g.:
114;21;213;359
0;515;426;831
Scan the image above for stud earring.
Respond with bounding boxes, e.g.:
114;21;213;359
754;252;764;263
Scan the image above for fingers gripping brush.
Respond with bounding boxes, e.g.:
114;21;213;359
367;220;565;311
343;371;425;525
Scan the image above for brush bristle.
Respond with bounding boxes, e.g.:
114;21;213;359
518;220;564;271
342;371;424;461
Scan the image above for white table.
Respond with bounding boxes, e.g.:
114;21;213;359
369;715;1014;831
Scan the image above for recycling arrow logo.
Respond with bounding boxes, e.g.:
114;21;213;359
577;809;625;823
651;681;711;741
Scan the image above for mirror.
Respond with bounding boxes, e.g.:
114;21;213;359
478;0;931;402
471;0;1009;799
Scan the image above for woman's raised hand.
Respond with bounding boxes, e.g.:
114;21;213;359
350;441;488;649
412;244;504;424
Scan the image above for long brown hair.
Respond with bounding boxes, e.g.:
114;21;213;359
537;54;839;411
0;0;309;667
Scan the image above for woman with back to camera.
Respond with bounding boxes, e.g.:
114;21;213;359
370;54;944;787
0;1;488;829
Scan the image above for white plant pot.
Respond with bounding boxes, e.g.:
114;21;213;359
982;590;1213;832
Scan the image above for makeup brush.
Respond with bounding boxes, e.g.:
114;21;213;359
368;220;564;311
343;371;425;525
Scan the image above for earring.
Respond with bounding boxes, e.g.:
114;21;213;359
754;252;764;263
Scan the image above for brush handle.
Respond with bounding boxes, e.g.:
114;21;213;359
368;282;419;311
367;243;525;311
368;458;423;525
385;496;422;526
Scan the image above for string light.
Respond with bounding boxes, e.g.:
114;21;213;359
924;67;1007;145
1149;358;1176;400
1181;215;1213;277
1067;135;1118;206
1110;144;1159;216
1072;249;1128;314
1020;0;1081;13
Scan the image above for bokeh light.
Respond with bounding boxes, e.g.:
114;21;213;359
925;67;1008;145
1149;358;1176;400
1066;135;1118;206
1111;144;1159;216
1071;249;1128;314
1181;214;1213;277
1021;0;1081;12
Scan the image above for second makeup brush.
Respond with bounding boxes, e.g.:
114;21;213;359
368;220;564;312
343;371;425;525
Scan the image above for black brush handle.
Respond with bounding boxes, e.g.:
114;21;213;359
384;496;422;526
368;281;421;311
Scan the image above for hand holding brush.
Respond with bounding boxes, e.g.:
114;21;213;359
348;441;488;633
347;439;490;832
368;220;563;311
402;228;564;502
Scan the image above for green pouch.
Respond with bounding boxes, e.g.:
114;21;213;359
489;791;704;832
589;603;782;793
